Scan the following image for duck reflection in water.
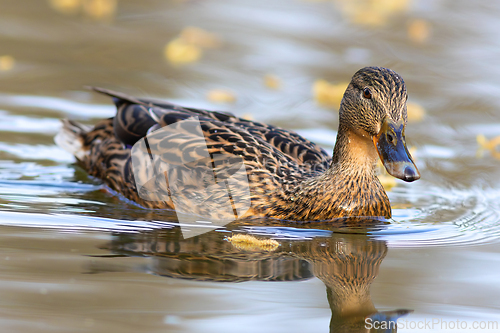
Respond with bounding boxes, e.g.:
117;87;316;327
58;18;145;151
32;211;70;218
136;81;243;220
91;219;411;332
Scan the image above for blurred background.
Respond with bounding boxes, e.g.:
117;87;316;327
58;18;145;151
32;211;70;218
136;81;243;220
0;0;500;332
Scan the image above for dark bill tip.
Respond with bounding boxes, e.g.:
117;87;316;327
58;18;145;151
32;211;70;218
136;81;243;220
402;165;420;182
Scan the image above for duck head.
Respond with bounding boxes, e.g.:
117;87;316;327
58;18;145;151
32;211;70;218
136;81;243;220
339;67;420;182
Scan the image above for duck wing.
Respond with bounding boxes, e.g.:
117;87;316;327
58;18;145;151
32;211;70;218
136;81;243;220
58;88;335;217
92;87;332;173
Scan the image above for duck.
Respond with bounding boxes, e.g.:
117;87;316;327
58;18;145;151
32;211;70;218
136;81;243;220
55;66;419;221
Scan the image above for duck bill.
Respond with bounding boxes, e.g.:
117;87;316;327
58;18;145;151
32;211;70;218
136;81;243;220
372;119;420;182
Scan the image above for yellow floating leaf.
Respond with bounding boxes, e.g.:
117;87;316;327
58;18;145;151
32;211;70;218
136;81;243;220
351;11;386;27
476;136;486;158
82;0;117;21
207;89;237;103
334;0;410;27
0;55;15;71
49;0;81;15
164;38;202;65
164;27;219;65
477;134;500;150
477;134;488;148
264;74;281;90
242;114;254;120
313;79;348;108
180;26;222;49
476;134;500;159
408;19;431;43
380;0;409;12
407;102;426;122
227;234;280;252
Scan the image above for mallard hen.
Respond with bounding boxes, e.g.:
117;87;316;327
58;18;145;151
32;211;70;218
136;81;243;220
56;66;419;221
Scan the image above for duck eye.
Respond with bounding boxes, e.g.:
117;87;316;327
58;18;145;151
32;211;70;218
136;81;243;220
387;133;395;144
363;88;372;99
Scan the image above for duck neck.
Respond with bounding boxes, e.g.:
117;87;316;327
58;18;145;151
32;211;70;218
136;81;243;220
331;124;379;171
282;124;390;220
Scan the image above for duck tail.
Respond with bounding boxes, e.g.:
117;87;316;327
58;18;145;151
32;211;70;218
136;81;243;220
88;86;145;107
55;119;92;161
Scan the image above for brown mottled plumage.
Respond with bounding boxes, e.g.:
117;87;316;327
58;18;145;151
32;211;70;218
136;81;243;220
56;67;419;221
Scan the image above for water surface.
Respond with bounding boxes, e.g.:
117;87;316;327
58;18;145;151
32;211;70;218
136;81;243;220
0;0;500;332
